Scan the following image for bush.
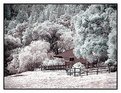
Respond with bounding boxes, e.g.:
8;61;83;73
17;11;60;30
7;54;19;74
66;62;85;76
105;59;116;65
110;65;117;72
6;48;21;75
5;35;22;50
18;52;33;72
42;58;65;66
72;62;85;69
72;62;85;72
7;63;18;74
18;40;50;73
105;59;117;72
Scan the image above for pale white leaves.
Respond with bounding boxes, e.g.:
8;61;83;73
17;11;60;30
18;40;50;72
42;58;65;66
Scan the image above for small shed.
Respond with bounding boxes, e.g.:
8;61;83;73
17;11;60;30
54;49;88;68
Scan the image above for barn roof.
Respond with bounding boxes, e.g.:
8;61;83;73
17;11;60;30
54;49;76;58
54;49;88;64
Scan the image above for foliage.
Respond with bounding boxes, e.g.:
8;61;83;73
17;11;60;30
42;58;65;66
105;59;116;65
7;54;19;74
73;5;117;63
18;40;50;72
4;4;117;75
57;27;74;52
106;10;117;64
16;10;28;23
5;35;22;50
66;62;85;76
72;62;85;69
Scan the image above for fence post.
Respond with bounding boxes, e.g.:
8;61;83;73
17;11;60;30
70;69;71;76
108;65;111;73
86;69;88;76
74;68;76;76
97;68;98;75
96;57;99;75
41;66;43;71
58;64;59;70
79;68;81;76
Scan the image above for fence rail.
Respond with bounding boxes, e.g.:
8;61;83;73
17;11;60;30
41;65;68;70
66;66;111;76
40;64;112;76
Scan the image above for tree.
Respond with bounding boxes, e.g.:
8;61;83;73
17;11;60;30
57;29;74;52
22;27;33;46
4;4;117;75
73;5;115;63
16;10;28;23
58;14;71;28
105;9;117;65
4;35;22;75
5;35;22;51
28;5;45;24
7;20;17;33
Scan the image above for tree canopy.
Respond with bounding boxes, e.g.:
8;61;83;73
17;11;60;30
4;4;117;75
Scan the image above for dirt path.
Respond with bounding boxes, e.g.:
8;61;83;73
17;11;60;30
4;70;117;89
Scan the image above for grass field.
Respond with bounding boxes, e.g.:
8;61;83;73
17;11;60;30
4;70;117;89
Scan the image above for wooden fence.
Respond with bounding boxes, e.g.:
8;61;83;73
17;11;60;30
41;64;69;70
66;66;111;77
40;64;112;76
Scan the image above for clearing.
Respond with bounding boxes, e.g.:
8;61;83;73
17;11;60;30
4;70;117;89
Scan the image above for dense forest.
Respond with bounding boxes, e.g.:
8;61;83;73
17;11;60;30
4;4;117;76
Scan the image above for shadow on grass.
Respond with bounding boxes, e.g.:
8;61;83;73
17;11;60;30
12;74;27;77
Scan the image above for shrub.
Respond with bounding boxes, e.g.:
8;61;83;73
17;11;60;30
5;35;22;50
105;59;116;65
72;62;85;69
7;54;19;74
42;58;65;66
105;59;117;72
18;51;33;72
66;62;85;76
18;40;50;73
